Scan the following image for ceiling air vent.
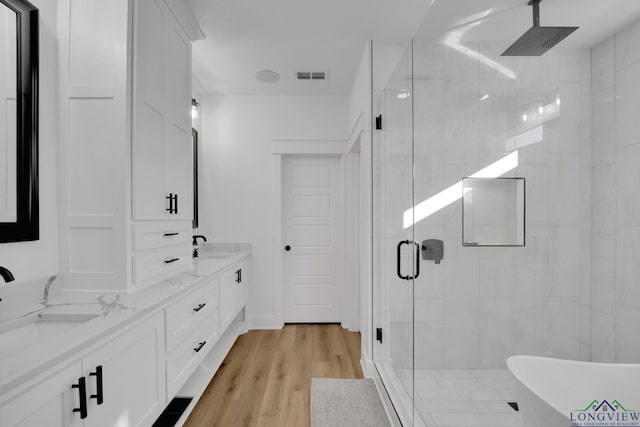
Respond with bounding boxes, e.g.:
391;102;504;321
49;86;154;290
296;71;327;80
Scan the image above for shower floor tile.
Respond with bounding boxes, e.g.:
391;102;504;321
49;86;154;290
398;369;524;427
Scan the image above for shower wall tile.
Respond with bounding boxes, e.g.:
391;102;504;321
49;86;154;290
591;88;616;165
547;297;582;359
591;238;616;315
478;43;515;81
616;145;640;227
444;46;480;92
444;238;479;310
615;304;640;362
615;19;640;70
515;237;548;309
549;48;581;84
479;80;515;154
444;309;479;368
519;165;549;237
592;163;616;238
445;92;480;164
582;95;592;167
414;79;445;149
549;83;582;154
591;36;615;94
615;227;640;311
478;248;515;298
590;310;615;362
514;56;548;94
413;42;444;79
479;298;514;368
513;309;547;356
615;61;640;147
581;50;592;96
415;299;445;368
548;226;582;297
549;155;581;225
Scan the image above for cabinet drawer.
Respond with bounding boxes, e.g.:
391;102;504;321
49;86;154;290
132;244;192;284
132;221;192;252
166;310;219;399
165;277;219;352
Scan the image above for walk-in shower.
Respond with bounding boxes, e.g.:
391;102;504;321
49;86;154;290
372;1;640;426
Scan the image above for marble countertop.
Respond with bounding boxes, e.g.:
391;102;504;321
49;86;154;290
0;244;250;395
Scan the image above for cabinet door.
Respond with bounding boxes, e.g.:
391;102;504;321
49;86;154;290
236;260;250;311
132;0;168;220
83;313;165;427
0;362;83;427
219;268;236;331
163;17;192;221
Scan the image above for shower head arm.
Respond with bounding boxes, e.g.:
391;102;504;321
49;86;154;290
528;0;541;27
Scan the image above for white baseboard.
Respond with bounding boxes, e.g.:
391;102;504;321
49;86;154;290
174;317;248;426
248;314;283;330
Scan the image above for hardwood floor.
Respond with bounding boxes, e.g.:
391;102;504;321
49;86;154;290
184;324;364;427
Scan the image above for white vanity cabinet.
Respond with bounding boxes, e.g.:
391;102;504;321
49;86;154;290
0;314;166;427
132;0;193;222
58;0;202;293
219;259;251;332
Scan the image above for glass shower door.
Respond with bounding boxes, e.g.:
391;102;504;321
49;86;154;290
373;42;422;426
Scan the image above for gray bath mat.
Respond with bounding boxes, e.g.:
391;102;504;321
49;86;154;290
311;378;391;427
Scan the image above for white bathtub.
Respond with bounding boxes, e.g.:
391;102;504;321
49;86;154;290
507;356;640;427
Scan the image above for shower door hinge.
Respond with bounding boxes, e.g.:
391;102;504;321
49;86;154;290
375;115;382;130
376;327;383;343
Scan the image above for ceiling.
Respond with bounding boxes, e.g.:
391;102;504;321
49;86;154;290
415;0;640;50
187;0;431;95
189;0;640;95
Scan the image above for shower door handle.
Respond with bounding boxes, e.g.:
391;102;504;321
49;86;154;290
396;240;421;281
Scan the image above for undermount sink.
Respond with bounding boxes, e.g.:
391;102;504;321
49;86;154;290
0;313;100;359
203;253;233;260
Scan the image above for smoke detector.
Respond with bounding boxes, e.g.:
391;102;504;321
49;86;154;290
296;71;328;81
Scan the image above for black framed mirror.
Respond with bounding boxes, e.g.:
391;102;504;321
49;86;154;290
192;128;199;229
0;0;38;243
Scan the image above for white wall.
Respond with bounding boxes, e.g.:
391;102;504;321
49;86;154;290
591;18;640;363
0;0;58;281
200;93;349;328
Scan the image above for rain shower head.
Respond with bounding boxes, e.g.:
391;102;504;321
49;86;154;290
501;0;578;56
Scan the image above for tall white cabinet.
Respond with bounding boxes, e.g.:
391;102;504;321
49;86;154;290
58;0;203;292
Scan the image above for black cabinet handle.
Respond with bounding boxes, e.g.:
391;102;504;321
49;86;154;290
164;232;179;237
239;268;242;283
193;341;206;352
89;365;104;405
164;257;180;264
174;194;179;214
166;193;174;213
284;245;291;251
193;303;206;312
72;377;88;419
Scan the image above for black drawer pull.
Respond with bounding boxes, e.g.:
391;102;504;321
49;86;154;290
89;365;104;405
166;193;174;214
163;232;179;237
194;341;207;352
175;194;179;214
193;303;206;312
72;377;88;419
164;257;180;264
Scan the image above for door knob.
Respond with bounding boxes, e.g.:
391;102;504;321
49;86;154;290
285;245;291;251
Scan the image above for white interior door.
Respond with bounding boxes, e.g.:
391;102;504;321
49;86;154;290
283;157;343;323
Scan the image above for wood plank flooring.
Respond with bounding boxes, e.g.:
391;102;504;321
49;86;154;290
184;324;364;427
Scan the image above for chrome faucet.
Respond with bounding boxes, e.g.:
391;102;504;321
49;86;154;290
192;235;207;258
0;266;15;283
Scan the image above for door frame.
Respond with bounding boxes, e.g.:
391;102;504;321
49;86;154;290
281;155;344;324
270;133;362;330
